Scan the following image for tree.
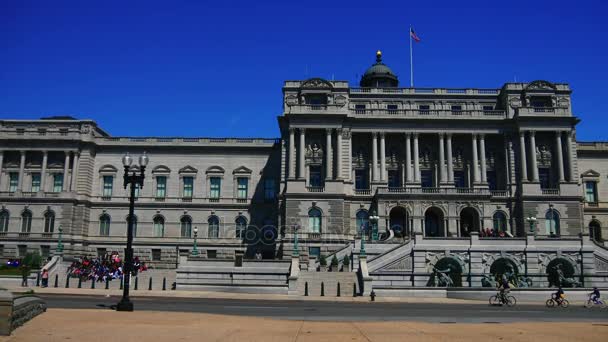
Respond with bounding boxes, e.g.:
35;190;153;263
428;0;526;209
342;255;350;267
319;255;327;266
23;252;42;270
331;255;339;268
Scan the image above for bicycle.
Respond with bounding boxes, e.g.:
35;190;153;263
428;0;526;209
584;294;606;308
489;291;516;307
546;295;569;308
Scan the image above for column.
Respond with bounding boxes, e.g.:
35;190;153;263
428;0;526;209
472;134;479;184
413;133;420;182
336;129;343;179
17;151;26;191
298;129;305;180
439;134;446;183
566;131;575;181
555;132;565;182
405;133;412;183
519;132;528;181
40;151;48;192
479;134;487;183
372;133;378;182
288;128;295;179
503;137;510;187
325;129;332;180
529;131;539;182
380;133;386;181
70;152;79;191
0;151;3;185
446;133;454;183
346;130;352;181
63;152;70;191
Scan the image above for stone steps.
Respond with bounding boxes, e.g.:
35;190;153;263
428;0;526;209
296;271;357;297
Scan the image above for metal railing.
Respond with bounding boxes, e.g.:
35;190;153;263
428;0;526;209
351;108;506;118
306;186;325;193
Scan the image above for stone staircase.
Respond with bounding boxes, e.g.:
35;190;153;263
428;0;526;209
296;271;357;297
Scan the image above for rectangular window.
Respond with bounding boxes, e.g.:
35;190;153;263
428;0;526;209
156;176;167;198
585;182;598;203
355;169;368;190
102;176;113;197
40;245;50;258
53;174;64;192
183;176;193;198
387;104;398;114
309;247;321;258
487;170;497;190
482;105;494;111
207;250;217;259
419;104;430;114
237;177;248;199
388;169;400;188
151;249;162;261
9;173;19;192
31;173;41;192
210;177;221;199
310;166;322;187
18;245;27;257
454;170;466;188
539;168;551;189
264;179;276;201
421;169;434;188
134;183;140;198
451;105;463;113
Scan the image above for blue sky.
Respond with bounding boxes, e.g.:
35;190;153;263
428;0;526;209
1;0;607;140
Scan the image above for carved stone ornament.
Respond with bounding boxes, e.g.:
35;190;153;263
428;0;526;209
525;80;556;91
334;95;347;106
300;78;333;89
341;129;351;139
285;95;298;105
536;145;552;167
305;143;323;164
557;97;569;108
508;97;522;108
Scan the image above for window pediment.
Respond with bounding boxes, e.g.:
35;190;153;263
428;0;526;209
581;169;600;179
206;165;225;174
179;165;198;174
99;164;118;174
152;165;171;174
233;166;252;175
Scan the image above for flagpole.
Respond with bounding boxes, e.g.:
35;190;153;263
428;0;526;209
409;25;414;88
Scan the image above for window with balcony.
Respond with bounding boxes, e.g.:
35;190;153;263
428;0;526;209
305;94;327;110
21;210;32;233
182;176;193;198
99;214;111;236
388;169;401;188
355;169;368;190
585;181;598;203
102;176;113;197
53;174;63;192
310;166;322;187
31;173;41;192
264;179;276;201
237;177;248;199
530;96;552;108
9;173;19;192
155;176;167;198
44;211;55;233
209;177;221;199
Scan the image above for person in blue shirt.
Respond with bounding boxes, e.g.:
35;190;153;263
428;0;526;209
590;287;601;303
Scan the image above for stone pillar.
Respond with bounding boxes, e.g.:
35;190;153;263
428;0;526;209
325;129;332;180
439;134;446;183
298;129;305;180
380;133;386;181
529;131;539;182
288;128;295;179
18;151;26;191
63;152;70;191
405;133;412;183
479;134;487;183
472;134;479;184
346;130;352;181
0;151;3;185
70;152;79;191
555;131;565;182
446;133;454;183
336;129;343;179
566;131;575;181
372;133;378;182
40;151;48;192
413;133;420;182
519;131;528;181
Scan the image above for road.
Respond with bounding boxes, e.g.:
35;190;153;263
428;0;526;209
39;294;608;323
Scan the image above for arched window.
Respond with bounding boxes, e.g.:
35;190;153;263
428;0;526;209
180;216;192;238
21;210;32;233
208;216;219;238
356;210;369;233
545;209;560;236
99;214;111;236
153;216;165;237
589;220;602;242
0;210;9;232
492;211;507;233
44;211;55;233
308;208;322;233
235;216;247;239
126;215;137;237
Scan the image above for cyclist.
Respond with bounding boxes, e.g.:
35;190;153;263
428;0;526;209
498;276;510;303
590;287;601;304
552;286;564;305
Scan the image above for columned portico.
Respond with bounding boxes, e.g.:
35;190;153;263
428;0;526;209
298;128;305;180
529;131;539;182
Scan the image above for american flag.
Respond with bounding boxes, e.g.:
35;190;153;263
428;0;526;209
410;28;421;42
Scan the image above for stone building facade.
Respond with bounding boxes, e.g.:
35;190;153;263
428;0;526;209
1;51;607;274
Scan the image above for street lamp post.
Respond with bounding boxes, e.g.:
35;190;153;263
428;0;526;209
526;216;537;237
56;225;64;254
293;224;300;257
191;226;199;256
116;152;148;312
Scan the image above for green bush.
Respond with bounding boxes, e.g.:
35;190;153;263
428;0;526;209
331;255;339;266
319;255;327;266
342;255;350;266
23;252;43;270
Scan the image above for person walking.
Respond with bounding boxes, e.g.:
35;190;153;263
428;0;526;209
41;269;49;288
19;263;30;287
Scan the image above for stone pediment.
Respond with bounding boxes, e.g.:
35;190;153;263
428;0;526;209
232;166;252;174
580;169;600;178
525;80;556;92
99;164;118;173
300;78;333;90
206;165;225;174
152;165;171;174
179;165;198;174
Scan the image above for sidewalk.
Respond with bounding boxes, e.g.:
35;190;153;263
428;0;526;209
5;285;491;305
2;309;607;342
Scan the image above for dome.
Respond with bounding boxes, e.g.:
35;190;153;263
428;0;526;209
360;50;399;88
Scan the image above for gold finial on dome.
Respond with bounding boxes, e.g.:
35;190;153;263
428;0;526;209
376;50;382;63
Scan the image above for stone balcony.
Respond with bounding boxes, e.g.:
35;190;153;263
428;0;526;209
92;196;253;206
516;107;571;117
349;87;500;95
351;108;506;119
377;187;492;198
